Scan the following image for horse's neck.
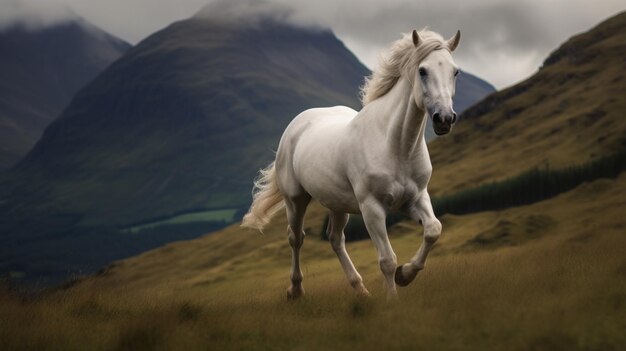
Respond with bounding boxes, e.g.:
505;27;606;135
367;77;427;158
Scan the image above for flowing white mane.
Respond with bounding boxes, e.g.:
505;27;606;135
360;29;449;105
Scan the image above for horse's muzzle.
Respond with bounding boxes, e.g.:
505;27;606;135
432;111;456;135
434;126;451;135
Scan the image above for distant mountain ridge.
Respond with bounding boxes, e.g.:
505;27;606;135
0;19;130;169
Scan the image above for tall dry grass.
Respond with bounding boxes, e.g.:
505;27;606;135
1;176;625;350
1;230;624;351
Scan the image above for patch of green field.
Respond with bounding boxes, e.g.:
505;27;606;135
125;209;238;233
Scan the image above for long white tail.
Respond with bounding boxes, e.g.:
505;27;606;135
241;161;285;232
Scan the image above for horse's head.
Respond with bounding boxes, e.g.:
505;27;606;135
412;30;461;136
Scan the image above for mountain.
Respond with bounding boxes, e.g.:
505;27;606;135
0;19;130;170
4;18;494;228
0;6;494;284
64;8;626;292
427;11;626;196
4;12;619;348
11;18;369;226
0;14;370;285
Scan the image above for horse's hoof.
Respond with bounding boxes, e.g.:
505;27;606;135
394;265;418;287
287;286;305;300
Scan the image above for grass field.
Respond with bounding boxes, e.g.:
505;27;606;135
124;209;239;234
1;173;624;350
2;14;624;350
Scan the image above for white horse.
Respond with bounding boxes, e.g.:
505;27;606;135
242;29;461;300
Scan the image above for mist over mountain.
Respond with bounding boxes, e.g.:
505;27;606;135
0;18;130;169
0;0;78;31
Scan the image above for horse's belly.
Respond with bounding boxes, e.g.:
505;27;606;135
294;144;361;212
308;183;360;214
295;161;360;213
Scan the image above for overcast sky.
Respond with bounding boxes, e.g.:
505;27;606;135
2;0;624;89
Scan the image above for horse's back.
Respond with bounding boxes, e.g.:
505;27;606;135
276;105;360;211
278;105;357;152
287;105;357;133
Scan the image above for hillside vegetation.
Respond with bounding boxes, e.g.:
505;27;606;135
1;9;625;351
433;149;626;215
428;11;626;196
1;173;624;350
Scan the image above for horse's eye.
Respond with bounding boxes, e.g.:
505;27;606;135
419;68;427;77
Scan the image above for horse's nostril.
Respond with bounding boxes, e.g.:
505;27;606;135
451;113;457;124
433;112;441;123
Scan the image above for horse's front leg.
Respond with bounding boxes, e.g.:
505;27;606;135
360;198;398;300
395;191;442;287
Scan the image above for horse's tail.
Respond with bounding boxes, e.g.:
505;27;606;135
241;161;285;232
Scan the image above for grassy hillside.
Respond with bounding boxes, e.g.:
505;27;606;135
2;12;624;351
427;11;626;196
1;172;624;350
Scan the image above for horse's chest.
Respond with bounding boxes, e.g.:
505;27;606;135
363;172;424;211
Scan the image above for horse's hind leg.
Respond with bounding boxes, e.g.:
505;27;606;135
285;193;311;299
327;211;370;296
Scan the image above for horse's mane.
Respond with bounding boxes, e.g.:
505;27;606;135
360;29;448;105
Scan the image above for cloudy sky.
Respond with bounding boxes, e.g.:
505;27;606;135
2;0;624;89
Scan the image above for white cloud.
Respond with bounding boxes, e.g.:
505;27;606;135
0;0;77;30
1;0;624;88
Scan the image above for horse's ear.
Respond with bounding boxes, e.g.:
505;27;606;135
447;30;461;52
412;30;421;47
